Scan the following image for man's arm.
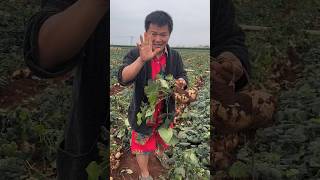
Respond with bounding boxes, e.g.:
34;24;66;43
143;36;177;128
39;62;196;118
38;0;107;68
119;32;161;85
212;0;250;90
174;51;188;89
120;56;145;83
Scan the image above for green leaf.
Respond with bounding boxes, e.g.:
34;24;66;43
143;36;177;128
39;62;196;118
116;128;125;139
180;112;189;119
166;74;174;81
183;150;199;166
144;80;159;96
228;161;249;178
174;167;186;178
124;118;130;127
145;108;154;118
168;134;178;146
86;161;101;180
18;109;29;121
148;93;158;107
0;142;18;157
159;79;169;89
189;152;199;166
137;112;142;126
311;117;320;124
285;169;299;178
158;127;173;144
166;113;175;124
33;124;46;136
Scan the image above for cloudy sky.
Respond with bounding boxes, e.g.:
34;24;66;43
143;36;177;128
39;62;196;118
110;0;210;47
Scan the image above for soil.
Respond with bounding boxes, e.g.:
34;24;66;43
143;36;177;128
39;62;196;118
111;150;168;180
0;71;73;109
0;78;48;108
110;83;133;96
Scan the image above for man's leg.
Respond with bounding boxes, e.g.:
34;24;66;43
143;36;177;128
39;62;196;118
136;154;150;177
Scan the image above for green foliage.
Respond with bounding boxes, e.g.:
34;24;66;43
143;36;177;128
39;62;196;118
158;127;173;144
110;48;210;179
0;76;9;89
86;133;109;180
232;45;320;179
0;0;41;77
0;157;26;180
228;161;250;178
0;84;72;178
86;161;102;180
168;77;210;179
138;74;175;130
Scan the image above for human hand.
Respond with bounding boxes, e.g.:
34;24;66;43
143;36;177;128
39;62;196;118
212;52;243;83
137;32;162;63
175;78;187;90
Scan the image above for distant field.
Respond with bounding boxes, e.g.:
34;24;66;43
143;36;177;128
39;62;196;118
110;46;210;85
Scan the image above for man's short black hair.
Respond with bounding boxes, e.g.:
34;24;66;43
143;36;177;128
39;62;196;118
145;10;173;33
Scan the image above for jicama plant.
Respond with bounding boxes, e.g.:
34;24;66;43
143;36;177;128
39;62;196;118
137;74;200;145
137;74;177;145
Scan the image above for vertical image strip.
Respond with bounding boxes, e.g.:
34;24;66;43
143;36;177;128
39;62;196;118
110;0;210;179
212;0;320;179
22;0;109;179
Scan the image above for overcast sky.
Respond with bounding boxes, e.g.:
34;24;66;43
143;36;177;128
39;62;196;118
110;0;210;47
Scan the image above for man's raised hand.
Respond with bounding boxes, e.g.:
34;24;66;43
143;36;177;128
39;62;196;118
137;32;162;63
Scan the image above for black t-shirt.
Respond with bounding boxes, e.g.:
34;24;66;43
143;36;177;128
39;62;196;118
212;0;250;90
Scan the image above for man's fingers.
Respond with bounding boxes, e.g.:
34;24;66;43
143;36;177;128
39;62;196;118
221;61;241;74
152;48;162;56
140;35;144;44
222;62;243;78
144;32;149;45
221;61;233;73
218;70;233;82
148;33;152;46
220;58;244;77
178;78;186;86
212;61;233;82
212;61;223;71
211;61;222;71
213;73;228;84
136;42;141;49
175;78;187;90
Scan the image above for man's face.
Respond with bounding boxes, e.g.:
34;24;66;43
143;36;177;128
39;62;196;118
146;23;170;52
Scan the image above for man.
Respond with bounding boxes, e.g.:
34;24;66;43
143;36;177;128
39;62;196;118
24;0;108;179
118;10;187;180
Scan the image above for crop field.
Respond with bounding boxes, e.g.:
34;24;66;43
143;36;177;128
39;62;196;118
110;46;210;179
211;0;320;179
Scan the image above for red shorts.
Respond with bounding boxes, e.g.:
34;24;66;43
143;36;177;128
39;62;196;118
131;101;174;154
131;129;170;154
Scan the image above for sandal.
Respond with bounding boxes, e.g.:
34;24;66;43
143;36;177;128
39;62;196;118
139;175;153;180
